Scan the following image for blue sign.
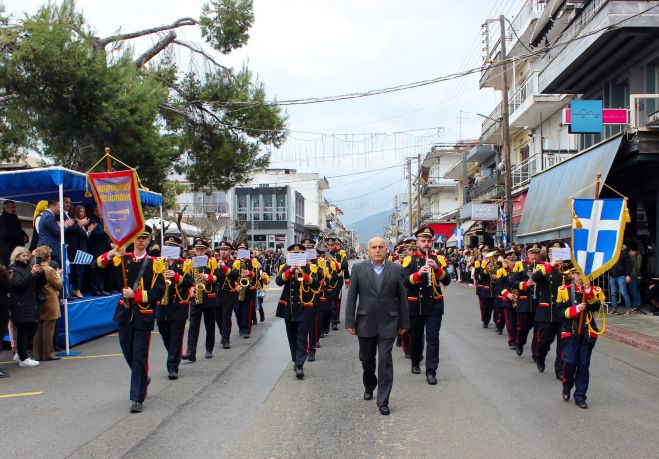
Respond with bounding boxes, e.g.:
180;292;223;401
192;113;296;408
570;100;603;133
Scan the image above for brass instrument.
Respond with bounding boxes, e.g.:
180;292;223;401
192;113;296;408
161;278;172;306
238;260;248;301
486;261;499;279
193;268;204;305
511;288;519;308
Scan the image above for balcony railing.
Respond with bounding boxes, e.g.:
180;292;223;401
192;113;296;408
510;0;546;39
557;0;607;46
511;152;574;190
468;172;503;200
510;72;538;114
481;102;502;141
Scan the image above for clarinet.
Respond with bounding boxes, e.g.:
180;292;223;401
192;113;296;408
426;249;432;287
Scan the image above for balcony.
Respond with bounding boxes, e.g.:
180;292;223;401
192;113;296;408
480;103;502;145
509;72;568;128
422;178;457;197
480;0;546;89
511;152;574;191
539;0;659;93
467;171;504;201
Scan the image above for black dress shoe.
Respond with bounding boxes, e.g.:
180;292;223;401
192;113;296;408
294;366;304;379
575;400;588;409
243;333;250;339
379;406;390;416
315;342;321;348
515;345;523;356
331;324;339;331
205;351;213;359
537;361;545;373
411;365;421;374
0;369;9;378
129;401;144;413
496;328;503;335
182;354;196;362
91;290;104;297
168;369;178;380
395;336;402;347
508;343;516;350
319;332;325;339
405;352;411;359
223;343;231;349
482;323;488;328
426;373;437;385
308;351;316;362
562;387;570;402
364;391;373;400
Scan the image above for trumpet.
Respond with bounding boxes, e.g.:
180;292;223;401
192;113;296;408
161;278;172;306
294;266;305;282
193;268;204;305
511;288;519;308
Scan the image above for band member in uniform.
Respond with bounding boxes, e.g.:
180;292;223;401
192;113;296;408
499;249;528;351
328;237;350;331
401;226;451;385
301;238;323;362
156;235;193;380
531;241;568;376
234;242;259;338
319;247;339;339
214;241;240;349
476;249;497;329
97;225;165;413
513;243;542;356
557;267;604;409
182;238;219;361
276;243;319;379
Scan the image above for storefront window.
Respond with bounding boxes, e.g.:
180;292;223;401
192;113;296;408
251;195;261;221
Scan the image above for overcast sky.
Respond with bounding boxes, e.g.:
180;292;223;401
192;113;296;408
3;0;525;225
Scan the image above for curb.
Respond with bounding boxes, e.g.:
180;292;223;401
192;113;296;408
603;325;659;356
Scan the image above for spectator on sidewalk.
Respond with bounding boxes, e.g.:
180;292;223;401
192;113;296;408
608;244;632;315
9;246;46;367
0;264;11;378
627;243;642;314
28;200;48;252
88;205;112;296
0;200;29;267
32;246;62;361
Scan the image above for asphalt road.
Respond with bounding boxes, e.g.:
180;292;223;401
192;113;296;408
2;279;659;458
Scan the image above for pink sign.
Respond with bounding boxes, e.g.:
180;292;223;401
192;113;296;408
562;108;628;125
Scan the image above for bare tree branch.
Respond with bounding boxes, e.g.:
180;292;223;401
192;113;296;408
172;39;231;74
135;31;177;68
93;17;197;50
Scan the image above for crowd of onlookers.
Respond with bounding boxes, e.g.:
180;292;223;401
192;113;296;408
0;197;117;378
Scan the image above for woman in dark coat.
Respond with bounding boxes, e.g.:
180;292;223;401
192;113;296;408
0;264;11;377
9;246;46;367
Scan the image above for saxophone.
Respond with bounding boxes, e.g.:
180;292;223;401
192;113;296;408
238;260;248;301
193;267;204;305
511;288;519;308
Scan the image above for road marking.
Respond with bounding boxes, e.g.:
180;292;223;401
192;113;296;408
0;391;43;399
61;353;123;360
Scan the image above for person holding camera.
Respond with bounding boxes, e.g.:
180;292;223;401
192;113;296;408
9;246;46;367
32;246;63;361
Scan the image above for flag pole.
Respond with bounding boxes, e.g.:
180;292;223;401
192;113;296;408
104;148;131;309
578;172;602;335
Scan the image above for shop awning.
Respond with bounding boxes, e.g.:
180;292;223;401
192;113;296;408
446;220;477;247
516;134;624;243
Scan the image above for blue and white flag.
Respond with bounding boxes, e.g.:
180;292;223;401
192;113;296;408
499;206;507;247
571;198;629;280
72;250;94;265
455;227;464;249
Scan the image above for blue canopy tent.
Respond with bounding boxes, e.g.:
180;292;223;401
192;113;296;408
0;166;164;354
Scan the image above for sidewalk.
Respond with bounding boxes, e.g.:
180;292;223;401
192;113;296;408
603;307;659;355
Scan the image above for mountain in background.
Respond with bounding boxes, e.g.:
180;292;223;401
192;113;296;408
348;210;392;246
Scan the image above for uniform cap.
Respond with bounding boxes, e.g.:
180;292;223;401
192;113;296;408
415;225;435;239
287;243;306;253
164;234;183;247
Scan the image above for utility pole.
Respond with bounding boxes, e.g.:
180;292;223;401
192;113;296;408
499;15;513;246
407;158;413;237
416;153;422;232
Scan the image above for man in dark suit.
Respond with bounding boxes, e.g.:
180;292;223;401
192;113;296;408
345;237;409;416
38;199;73;266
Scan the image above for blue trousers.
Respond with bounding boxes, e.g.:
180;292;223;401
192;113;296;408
561;336;594;402
118;325;151;403
608;274;631;311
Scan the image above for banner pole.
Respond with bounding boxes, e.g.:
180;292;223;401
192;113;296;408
104;148;131;309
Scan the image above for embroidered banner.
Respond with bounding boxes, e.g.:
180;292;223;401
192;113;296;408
88;170;145;250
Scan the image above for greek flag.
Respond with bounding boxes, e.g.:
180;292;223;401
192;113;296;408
571;198;628;280
72;250;94;265
499;206;507;247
